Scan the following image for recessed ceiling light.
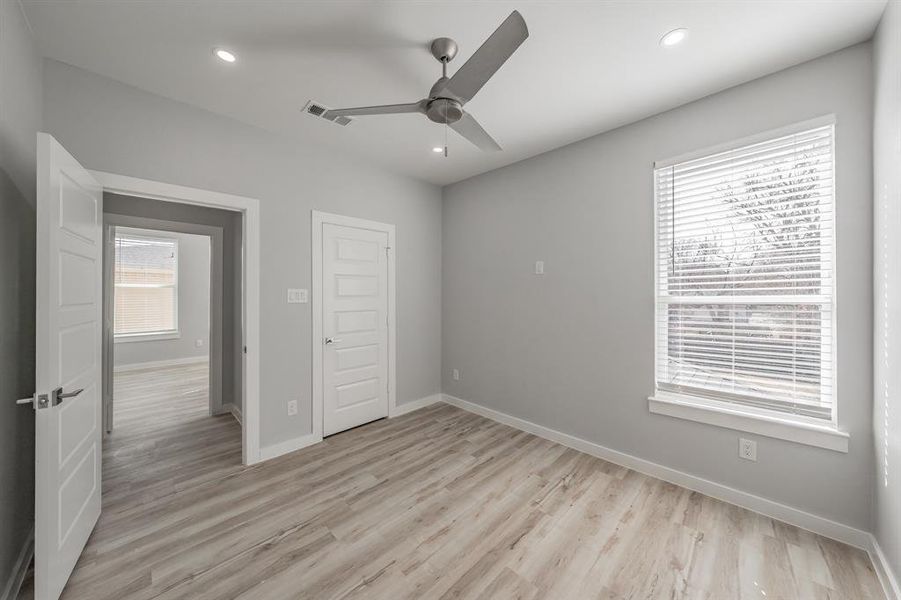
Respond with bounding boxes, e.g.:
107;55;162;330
660;28;688;47
432;147;444;153
214;48;237;63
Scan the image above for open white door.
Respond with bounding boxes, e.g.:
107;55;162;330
34;133;103;600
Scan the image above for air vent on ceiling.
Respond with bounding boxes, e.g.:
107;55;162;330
302;100;352;126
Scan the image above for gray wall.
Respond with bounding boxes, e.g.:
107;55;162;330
873;0;901;584
113;229;211;368
0;0;40;592
442;43;874;530
44;59;443;450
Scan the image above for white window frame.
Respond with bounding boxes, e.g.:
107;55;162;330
648;115;848;452
113;230;180;342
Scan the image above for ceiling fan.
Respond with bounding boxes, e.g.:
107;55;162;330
322;10;529;153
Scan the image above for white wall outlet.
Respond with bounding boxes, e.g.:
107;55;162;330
739;438;757;461
452;368;460;381
534;260;545;275
287;399;299;416
287;288;308;304
195;339;204;348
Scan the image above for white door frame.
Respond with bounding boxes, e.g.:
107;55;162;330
90;171;262;465
312;210;397;440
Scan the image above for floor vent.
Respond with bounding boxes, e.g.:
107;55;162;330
302;101;352;126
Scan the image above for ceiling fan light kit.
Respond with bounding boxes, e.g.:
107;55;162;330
313;10;529;154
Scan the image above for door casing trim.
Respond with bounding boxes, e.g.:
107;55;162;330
90;170;262;465
312;210;397;441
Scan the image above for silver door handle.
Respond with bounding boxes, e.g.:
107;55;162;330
52;387;84;406
16;396;34;405
324;337;343;345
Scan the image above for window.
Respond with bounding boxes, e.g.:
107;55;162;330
652;120;838;437
114;232;179;338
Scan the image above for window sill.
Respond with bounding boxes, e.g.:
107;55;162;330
648;392;849;453
115;331;180;343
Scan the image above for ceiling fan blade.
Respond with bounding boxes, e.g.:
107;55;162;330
324;101;426;118
436;11;528;104
450;112;502;152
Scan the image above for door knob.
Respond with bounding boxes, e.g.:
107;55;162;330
325;337;343;345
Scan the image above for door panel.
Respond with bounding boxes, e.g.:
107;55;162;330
322;223;389;436
35;133;103;600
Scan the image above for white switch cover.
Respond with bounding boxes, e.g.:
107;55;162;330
195;339;204;348
739;438;757;461
287;288;308;304
452;368;460;381
535;261;545;275
287;399;299;416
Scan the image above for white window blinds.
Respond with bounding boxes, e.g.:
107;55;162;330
114;233;178;336
654;122;835;422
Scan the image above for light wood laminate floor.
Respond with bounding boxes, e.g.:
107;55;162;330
22;364;883;599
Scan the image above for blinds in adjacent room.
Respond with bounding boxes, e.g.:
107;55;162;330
114;233;178;336
654;122;835;422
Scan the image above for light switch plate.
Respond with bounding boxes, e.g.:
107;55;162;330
535;261;545;275
287;288;308;304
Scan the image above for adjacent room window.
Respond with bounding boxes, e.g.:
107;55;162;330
114;232;179;338
653;121;835;425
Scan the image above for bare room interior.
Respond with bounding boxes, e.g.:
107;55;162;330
0;1;899;599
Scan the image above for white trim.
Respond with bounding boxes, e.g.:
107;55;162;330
113;355;208;373
258;391;438;461
259;433;322;461
114;331;180;343
0;527;33;600
391;393;442;416
441;393;871;550
869;534;901;600
654;114;836;168
648;392;849;453
91;170;262;465
311;210;397;441
220;402;243;426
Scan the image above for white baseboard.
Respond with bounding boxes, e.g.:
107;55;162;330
259;433;322;461
869;534;901;600
114;355;208;373
219;402;243;425
441;393;872;550
258;393;440;462
391;393;442;417
1;526;33;600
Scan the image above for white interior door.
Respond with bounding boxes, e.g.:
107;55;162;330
34;133;103;600
322;222;390;436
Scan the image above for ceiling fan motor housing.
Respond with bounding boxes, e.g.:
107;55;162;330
426;98;463;124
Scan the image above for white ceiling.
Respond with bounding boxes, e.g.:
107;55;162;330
22;0;886;186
